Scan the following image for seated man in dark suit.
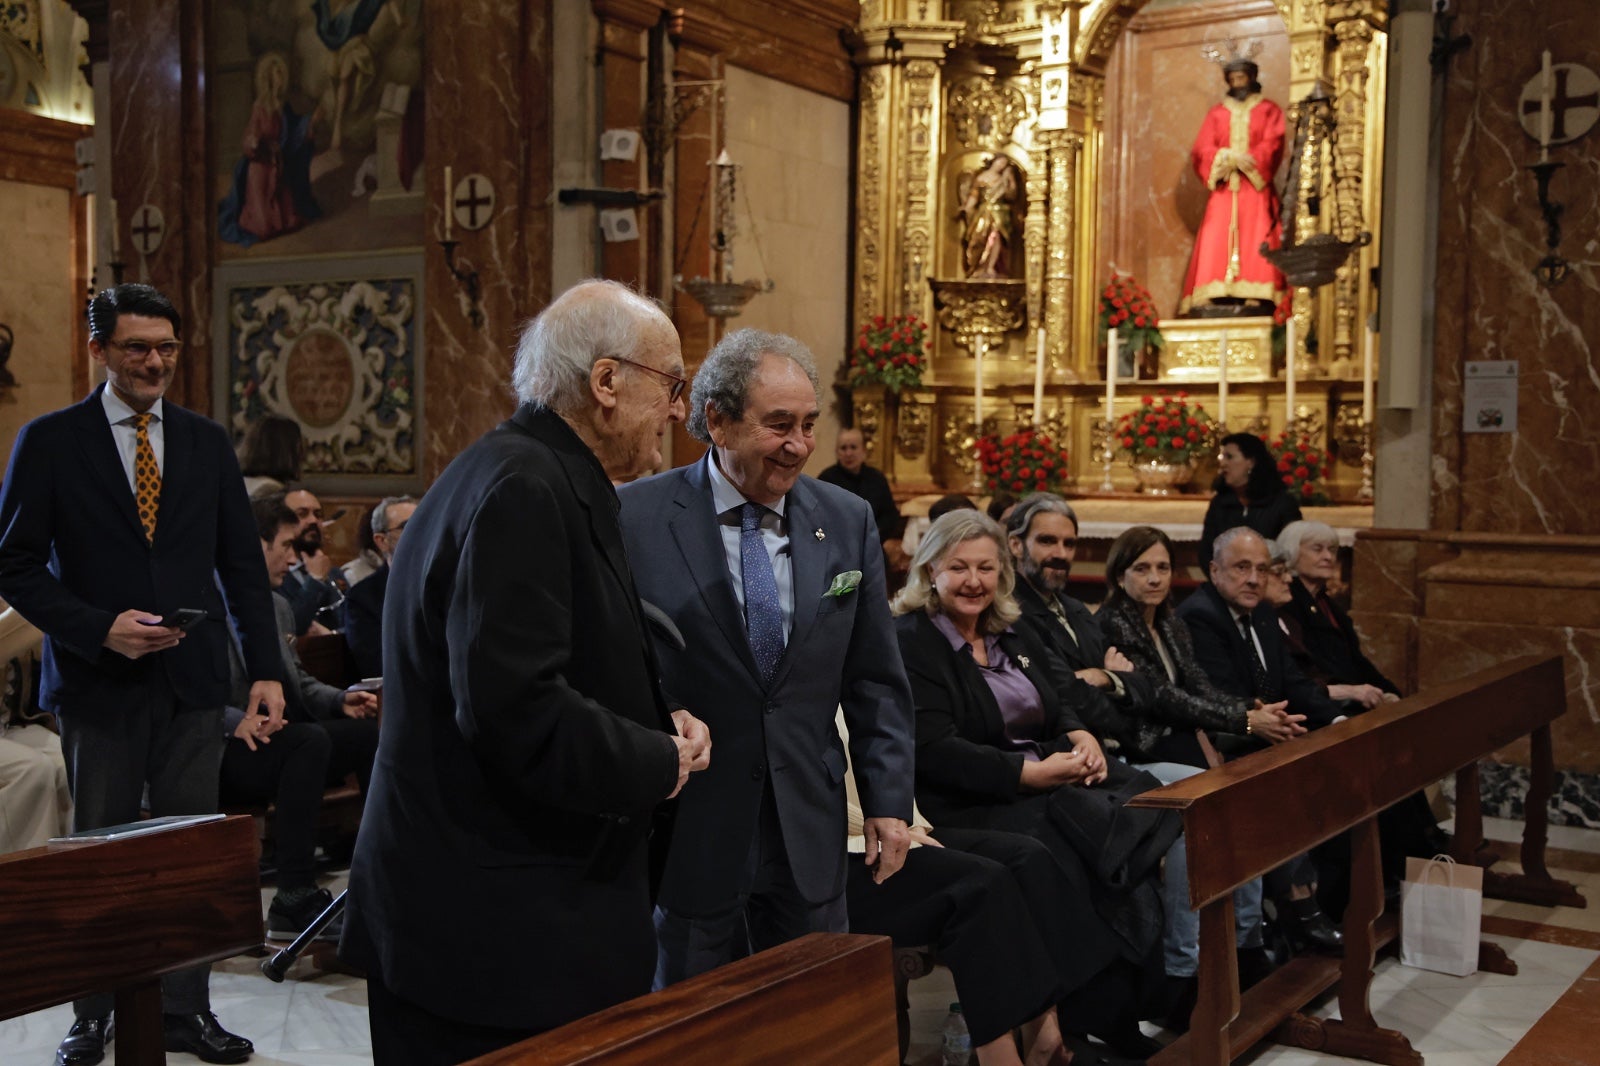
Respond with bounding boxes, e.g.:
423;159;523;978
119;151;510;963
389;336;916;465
1175;526;1342;733
1005;493;1156;749
221;496;380;940
279;486;342;635
342;494;417;680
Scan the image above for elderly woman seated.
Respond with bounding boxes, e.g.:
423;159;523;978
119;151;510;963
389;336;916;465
891;510;1188;1050
1270;521;1400;710
1095;526;1340;967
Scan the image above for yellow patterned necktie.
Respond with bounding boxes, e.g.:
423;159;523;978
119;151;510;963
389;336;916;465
130;412;161;543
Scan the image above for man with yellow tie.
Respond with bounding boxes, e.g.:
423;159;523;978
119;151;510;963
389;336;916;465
0;284;286;1066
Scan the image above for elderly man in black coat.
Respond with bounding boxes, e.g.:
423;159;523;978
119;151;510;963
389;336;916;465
340;280;711;1066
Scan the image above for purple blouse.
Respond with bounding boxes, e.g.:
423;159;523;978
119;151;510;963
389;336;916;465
931;612;1045;761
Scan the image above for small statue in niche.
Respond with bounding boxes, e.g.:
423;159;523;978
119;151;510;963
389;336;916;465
956;154;1021;279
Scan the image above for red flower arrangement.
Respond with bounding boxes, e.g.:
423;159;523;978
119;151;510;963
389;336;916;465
976;429;1071;495
1271;431;1333;504
848;312;931;393
1115;392;1214;464
1098;273;1165;356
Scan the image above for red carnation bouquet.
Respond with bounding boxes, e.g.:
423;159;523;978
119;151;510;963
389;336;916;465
1271;431;1333;504
977;429;1071;495
848;312;930;393
1115;392;1214;464
1098;273;1165;356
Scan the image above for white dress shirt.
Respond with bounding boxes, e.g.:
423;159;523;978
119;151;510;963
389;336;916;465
708;453;795;639
100;386;165;494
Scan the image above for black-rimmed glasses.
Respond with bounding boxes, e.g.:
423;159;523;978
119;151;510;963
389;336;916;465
614;356;688;403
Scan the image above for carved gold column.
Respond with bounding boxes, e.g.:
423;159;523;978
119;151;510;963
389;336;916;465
900;58;941;327
854;64;890;322
1328;6;1379;368
1042;129;1083;378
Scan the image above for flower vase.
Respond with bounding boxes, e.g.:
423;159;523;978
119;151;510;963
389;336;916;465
1130;458;1195;496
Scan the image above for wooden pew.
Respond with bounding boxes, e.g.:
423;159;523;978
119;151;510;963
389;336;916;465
461;933;900;1066
1128;654;1581;1066
0;816;263;1064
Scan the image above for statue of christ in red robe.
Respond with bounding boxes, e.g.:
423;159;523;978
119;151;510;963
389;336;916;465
1178;58;1287;316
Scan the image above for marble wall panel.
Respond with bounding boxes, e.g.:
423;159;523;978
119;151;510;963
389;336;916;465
1430;0;1600;535
1098;0;1289;318
418;0;551;478
1352;532;1421;616
1344;609;1417;695
723;64;851;478
0;179;78;469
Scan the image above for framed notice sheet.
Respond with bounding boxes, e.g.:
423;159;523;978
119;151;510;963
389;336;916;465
1463;361;1517;434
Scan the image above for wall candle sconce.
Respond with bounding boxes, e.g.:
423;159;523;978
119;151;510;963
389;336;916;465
437;166;486;328
1528;160;1567;287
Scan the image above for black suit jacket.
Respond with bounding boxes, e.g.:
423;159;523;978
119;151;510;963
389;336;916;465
618;456;915;913
1279;579;1399;694
894;610;1088;828
1175;583;1342;727
1012;578;1157;745
340;405;681;1030
341;562;388;679
0;386;282;712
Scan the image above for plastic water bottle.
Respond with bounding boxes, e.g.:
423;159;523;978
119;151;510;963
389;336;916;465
941;1002;972;1066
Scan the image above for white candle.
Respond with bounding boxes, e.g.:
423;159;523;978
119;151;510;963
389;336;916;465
1540;50;1554;163
973;337;985;439
1105;328;1119;422
109;197;119;257
1033;327;1046;426
1285;309;1297;426
443;165;454;240
1363;320;1376;423
1217;329;1229;427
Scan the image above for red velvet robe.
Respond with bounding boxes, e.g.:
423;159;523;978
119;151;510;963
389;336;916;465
1178;94;1287;313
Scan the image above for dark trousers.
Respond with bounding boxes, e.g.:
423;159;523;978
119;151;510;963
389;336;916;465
318;714;379;793
846;840;1062;1046
367;966;543;1066
219;722;332;889
653;784;846;988
57;678;224;1019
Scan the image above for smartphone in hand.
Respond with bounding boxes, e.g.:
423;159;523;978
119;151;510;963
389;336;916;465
138;608;208;631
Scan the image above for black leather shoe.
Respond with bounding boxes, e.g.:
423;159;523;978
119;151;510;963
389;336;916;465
1286;902;1344;954
56;1016;113;1066
163;1012;253;1064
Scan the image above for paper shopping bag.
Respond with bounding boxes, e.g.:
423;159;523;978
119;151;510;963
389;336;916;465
1399;854;1483;976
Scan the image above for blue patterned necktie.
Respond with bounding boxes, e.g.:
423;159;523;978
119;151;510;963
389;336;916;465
740;501;785;683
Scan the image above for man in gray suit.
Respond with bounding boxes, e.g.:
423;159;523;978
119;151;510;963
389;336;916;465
618;328;915;985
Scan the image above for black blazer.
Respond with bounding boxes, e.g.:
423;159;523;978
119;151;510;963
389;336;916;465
1197;488;1302;574
618;455;915;913
895;609;1087;827
0;387;282;712
341;562;388;679
1093;595;1250;761
1013;578;1158;739
341;405;681;1031
1175;582;1342;727
1279;579;1399;694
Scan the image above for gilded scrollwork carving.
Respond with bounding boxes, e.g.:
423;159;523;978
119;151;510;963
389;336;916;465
898;400;930;460
942;413;1000;477
948;76;1029;150
1024;169;1049;329
1043;130;1081;370
1329;17;1374;366
856;398;883;460
857;67;886;320
902;60;940;315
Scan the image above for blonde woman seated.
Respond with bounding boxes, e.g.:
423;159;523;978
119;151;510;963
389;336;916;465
1097;526;1338;964
892;510;1180;1053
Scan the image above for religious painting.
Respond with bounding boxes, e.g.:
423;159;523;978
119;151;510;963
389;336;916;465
214;254;424;493
209;0;424;259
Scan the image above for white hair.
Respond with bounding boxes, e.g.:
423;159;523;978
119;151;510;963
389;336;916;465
512;280;674;412
1211;525;1266;566
1276;520;1339;573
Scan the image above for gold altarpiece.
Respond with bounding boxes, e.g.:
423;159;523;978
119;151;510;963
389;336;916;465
848;0;1387;496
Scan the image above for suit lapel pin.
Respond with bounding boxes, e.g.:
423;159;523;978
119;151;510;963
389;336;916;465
1017;655;1031;669
814;528;825;541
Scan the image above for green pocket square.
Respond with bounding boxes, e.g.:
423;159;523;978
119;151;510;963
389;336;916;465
824;570;863;598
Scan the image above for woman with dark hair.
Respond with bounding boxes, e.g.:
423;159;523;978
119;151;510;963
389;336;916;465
893;510;1182;1053
1197;432;1301;573
237;414;305;498
1097;525;1340;967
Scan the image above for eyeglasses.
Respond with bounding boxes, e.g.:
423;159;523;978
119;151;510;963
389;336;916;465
613;356;688;403
105;338;183;360
1225;561;1273;578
